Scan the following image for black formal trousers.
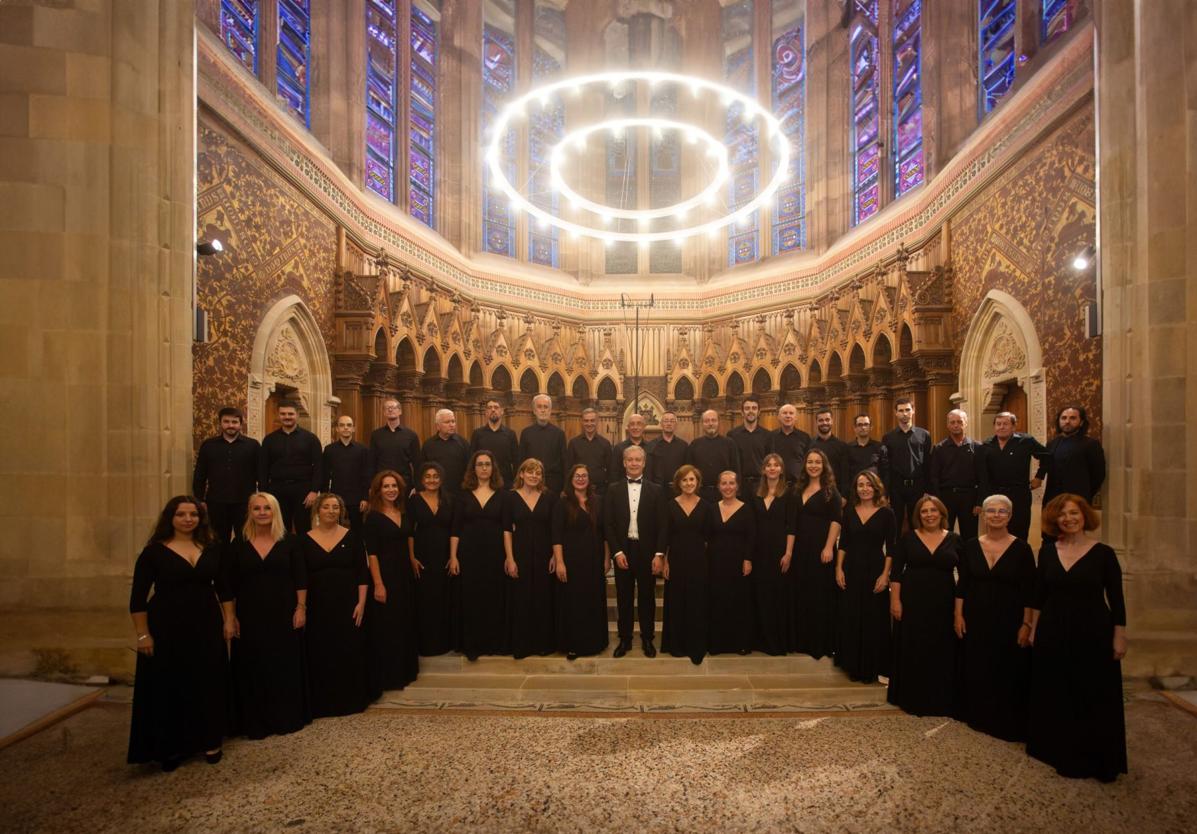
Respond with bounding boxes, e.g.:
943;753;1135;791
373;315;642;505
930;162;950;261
698;485;720;504
939;488;979;541
615;540;656;642
993;485;1033;539
739;475;761;502
272;482;312;534
890;479;926;532
344;503;365;531
207;500;248;544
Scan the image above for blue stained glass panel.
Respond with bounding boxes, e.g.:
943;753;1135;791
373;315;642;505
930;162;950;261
772;13;805;254
892;0;923;197
979;0;1017;114
365;0;397;202
277;0;311;127
482;22;516;257
221;0;259;74
409;6;437;228
1041;0;1078;45
723;0;758;267
851;0;881;225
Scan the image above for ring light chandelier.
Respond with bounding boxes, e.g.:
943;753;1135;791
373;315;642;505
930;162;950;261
484;70;791;246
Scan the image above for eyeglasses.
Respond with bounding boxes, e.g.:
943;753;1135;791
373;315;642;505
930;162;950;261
983;507;1011;515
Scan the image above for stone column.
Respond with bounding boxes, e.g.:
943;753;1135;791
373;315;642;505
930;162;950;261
922;0;977;178
804;0;848;252
0;0;195;607
1097;0;1197;676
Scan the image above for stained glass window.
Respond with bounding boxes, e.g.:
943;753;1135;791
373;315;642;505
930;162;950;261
409;4;438;227
649;86;682;274
220;0;258;74
365;0;397;202
723;0;757;267
980;0;1017;114
1041;0;1078;45
277;0;311;127
892;0;924;197
771;0;806;255
529;2;566;267
482;3;517;258
850;0;881;225
604;90;637;274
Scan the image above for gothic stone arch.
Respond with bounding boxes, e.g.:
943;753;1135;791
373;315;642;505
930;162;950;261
957;290;1047;442
248;295;337;444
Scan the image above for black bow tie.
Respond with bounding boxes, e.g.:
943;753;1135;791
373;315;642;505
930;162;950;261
627;478;642;485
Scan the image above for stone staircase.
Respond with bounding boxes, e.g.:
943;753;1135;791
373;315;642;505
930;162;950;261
382;578;891;713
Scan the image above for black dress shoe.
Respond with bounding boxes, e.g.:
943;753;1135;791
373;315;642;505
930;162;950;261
613;640;631;658
566;652;578;661
161;756;183;773
642;638;657;658
737;648;751;656
204;750;223;765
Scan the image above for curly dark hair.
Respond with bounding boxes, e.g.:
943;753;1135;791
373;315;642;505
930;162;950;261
796;448;838;501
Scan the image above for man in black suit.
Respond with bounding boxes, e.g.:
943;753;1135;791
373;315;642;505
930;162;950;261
193;406;259;542
603;445;667;659
259;402;323;533
880;397;932;530
982;411;1050;539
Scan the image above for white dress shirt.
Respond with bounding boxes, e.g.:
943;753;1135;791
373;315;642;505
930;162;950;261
626;479;642;540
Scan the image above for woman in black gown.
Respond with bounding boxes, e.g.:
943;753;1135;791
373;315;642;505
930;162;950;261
791;449;842;659
888;495;962;716
954;493;1035;741
753;454;794;655
364;471;419;694
1028;494;1127;781
128;496;234;770
409;461;455;655
228;492;310;740
662;465;713;665
552;464;609;659
834;470;895;683
301;493;370;717
449;451;508;660
504;458;558;658
708;471;755;655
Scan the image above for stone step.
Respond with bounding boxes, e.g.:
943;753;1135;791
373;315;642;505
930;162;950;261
419;651;834;676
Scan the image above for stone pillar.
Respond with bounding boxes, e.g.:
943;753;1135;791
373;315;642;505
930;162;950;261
1097;0;1197;676
867;369;894;434
804;0;848;252
0;0;195;607
923;0;978;177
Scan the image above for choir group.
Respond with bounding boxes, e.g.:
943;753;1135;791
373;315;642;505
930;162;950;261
127;395;1125;783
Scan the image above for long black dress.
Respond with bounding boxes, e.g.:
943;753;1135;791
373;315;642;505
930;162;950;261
887;531;962;716
708;502;756;654
957;537;1035;741
453;491;508;657
409;492;455;655
301;530;371;717
505;491;558;658
791;488;843;658
228;536;311;739
128;543;230;764
551;497;609;657
1028;541;1127;781
752;492;795;655
835;506;896;683
363;511;419;693
662;499;713;664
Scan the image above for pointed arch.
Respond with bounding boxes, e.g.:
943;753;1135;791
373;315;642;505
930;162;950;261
571;375;590;400
248;295;335;444
519;367;540;394
898;323;914;357
597;377;617;400
871;332;893;367
547;371;565;398
673;376;695;401
849;344;867;374
490;364;512;392
446;353;464;384
468;361;484;387
701;375;719;400
372;328;388;360
395;338;416;371
726;370;745;397
827;352;843;380
752;367;772;393
780;363;802;393
808;358;823;385
421;345;442;377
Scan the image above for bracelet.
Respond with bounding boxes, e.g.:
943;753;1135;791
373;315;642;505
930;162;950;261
296;603;307;609
137;634;150;642
1020;622;1032;628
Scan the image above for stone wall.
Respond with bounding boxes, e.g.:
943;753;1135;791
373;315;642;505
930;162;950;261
194;112;339;449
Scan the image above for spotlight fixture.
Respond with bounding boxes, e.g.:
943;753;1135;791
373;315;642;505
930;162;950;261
197;239;224;256
1072;244;1096;271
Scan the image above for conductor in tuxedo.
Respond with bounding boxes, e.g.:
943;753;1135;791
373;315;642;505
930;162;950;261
603;445;667;658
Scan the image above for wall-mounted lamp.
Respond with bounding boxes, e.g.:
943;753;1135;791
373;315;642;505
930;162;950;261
197;239;224;256
1072;244;1096;271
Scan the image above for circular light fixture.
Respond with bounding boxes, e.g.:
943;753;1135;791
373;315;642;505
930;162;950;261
484;70;791;244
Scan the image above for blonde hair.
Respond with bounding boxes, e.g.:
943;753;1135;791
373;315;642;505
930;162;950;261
513;458;546;492
242;492;287;542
